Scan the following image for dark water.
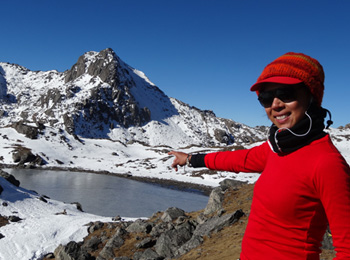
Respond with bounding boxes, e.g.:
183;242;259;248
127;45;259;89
6;168;209;218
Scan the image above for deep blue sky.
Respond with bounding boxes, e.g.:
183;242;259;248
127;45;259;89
1;0;349;127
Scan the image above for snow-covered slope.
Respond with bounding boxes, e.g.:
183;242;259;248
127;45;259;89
0;48;267;148
0;176;119;260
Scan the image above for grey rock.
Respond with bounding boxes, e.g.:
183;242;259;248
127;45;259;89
321;227;334;250
219;178;246;191
154;226;193;258
98;232;124;259
71;202;83;212
54;241;93;260
135;237;156;249
194;209;244;237
175;235;203;257
38;196;48;203
176;210;244;256
8;215;22;222
204;186;224;215
82;236;101;251
112;215;122;221
11;121;39;139
0;170;20;187
196;213;208;225
161;207;186;222
150;222;174;237
132;251;143;260
126;219;152;234
136;248;163;260
64;54;87;83
11;146;45;165
88;221;104;234
214;128;234;145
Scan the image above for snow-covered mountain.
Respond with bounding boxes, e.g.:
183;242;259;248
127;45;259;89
0;48;267;149
0;48;349;183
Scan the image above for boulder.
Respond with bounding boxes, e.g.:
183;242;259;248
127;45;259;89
219;178;246;190
204;186;224;215
11;121;39;139
98;231;124;259
54;241;93;260
134;248;162;260
0;170;20;187
214;128;234;144
161;207;186;222
11;147;46;165
154;226;193;258
126;219;152;234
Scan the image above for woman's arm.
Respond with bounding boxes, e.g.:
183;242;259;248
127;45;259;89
204;141;269;173
169;141;270;173
315;154;350;259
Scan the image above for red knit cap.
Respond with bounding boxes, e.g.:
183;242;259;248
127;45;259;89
250;52;325;106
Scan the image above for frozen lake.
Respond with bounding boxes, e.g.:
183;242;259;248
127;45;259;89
5;168;209;218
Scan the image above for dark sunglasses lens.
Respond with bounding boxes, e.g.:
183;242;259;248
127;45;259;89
258;87;297;107
276;87;297;102
258;92;274;107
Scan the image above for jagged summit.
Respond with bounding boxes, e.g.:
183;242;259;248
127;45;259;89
0;48;267;147
65;48;124;85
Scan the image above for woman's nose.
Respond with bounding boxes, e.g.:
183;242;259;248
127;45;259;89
271;97;284;109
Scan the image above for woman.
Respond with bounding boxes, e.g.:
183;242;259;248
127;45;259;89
169;52;350;259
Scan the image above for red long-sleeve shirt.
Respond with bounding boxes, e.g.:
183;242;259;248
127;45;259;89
205;134;350;259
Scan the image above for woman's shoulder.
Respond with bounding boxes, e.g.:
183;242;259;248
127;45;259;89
308;134;349;170
308;134;341;153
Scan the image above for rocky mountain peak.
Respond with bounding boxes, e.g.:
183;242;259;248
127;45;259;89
64;48;120;85
0;49;268;147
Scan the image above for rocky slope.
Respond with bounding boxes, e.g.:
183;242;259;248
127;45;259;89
41;180;335;260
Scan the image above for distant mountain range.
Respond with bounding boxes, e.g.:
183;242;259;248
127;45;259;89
0;48;268;148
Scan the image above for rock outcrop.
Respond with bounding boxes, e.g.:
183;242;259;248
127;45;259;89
63;48;153;136
50;179;247;260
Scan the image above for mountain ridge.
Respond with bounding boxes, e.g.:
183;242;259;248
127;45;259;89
0;48;268;148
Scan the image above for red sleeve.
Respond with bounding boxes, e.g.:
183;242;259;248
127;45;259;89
314;152;350;259
204;141;270;173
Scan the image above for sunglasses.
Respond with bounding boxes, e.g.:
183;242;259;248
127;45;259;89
258;86;303;108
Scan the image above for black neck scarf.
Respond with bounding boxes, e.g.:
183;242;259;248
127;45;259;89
268;104;329;155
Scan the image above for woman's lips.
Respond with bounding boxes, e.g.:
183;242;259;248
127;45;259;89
276;114;288;120
275;113;291;123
